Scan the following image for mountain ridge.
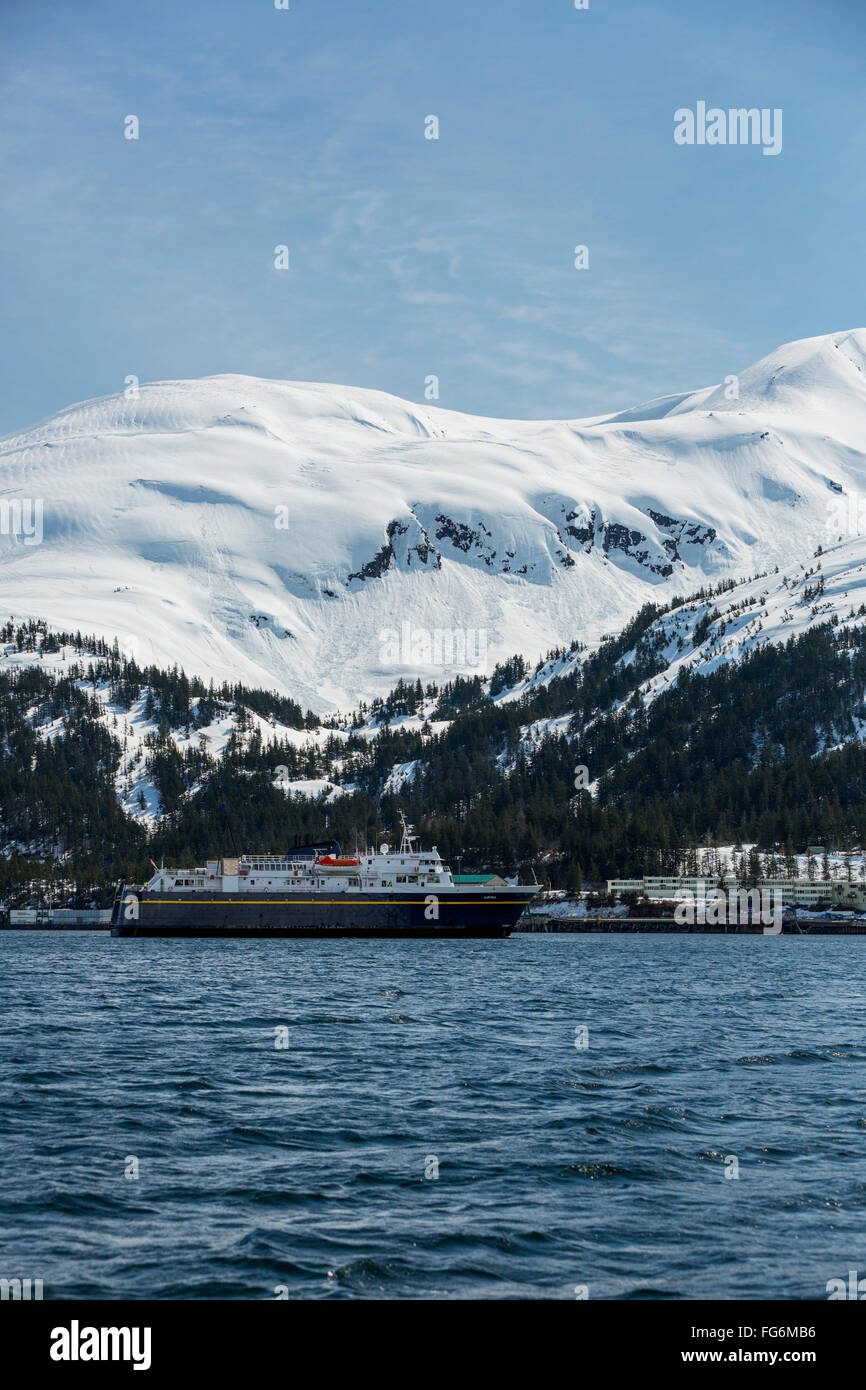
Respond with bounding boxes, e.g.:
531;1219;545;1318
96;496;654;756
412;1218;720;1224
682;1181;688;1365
2;327;865;711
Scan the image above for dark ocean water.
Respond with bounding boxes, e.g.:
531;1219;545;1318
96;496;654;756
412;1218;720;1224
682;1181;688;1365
2;931;865;1300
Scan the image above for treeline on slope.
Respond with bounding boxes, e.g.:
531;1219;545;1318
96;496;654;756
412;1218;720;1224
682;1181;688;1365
380;618;866;887
4;605;866;899
0;622;320;901
0;663;146;900
1;619;317;732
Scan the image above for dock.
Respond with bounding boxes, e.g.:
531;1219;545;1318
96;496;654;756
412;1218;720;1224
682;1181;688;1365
1;908;112;930
517;915;866;935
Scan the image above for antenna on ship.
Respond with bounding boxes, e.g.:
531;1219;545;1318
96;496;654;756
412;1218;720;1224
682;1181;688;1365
219;799;238;859
398;809;416;854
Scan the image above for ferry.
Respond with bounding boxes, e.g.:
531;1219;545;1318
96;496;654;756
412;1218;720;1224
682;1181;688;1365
111;815;537;938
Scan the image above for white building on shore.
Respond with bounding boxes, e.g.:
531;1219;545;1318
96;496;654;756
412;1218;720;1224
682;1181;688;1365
606;876;840;907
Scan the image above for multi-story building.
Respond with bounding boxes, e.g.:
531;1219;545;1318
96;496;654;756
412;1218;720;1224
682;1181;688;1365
606;876;840;906
831;883;866;911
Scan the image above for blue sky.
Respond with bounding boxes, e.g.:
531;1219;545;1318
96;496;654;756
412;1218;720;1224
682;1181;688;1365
1;0;863;435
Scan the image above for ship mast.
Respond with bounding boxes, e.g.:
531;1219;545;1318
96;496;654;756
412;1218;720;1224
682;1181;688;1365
398;809;416;854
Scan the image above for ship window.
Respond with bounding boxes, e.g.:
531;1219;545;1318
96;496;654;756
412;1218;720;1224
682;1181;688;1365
396;875;407;883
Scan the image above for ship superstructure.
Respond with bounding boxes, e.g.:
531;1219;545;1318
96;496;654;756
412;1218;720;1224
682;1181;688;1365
112;814;536;938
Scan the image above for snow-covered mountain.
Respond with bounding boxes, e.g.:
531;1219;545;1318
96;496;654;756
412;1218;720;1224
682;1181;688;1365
505;530;866;718
2;328;866;712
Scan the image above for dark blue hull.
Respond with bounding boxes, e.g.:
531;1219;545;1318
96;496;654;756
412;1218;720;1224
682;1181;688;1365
111;887;536;938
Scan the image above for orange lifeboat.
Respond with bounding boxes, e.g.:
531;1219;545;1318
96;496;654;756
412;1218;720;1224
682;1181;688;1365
316;855;361;868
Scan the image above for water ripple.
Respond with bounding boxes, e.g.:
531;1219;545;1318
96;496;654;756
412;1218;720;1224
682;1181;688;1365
1;933;865;1298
